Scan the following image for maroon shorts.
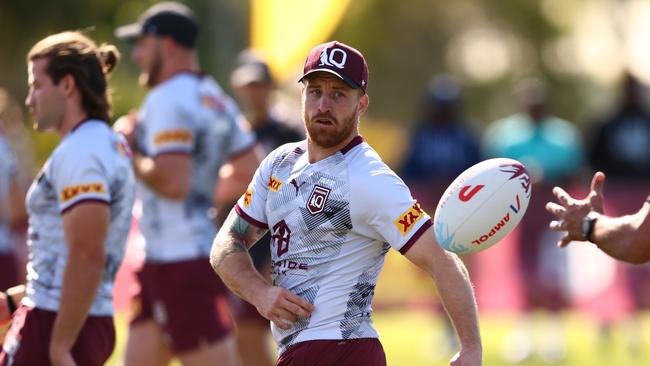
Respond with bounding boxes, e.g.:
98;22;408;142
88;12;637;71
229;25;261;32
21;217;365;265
276;338;386;366
0;305;114;366
130;258;234;353
0;253;20;291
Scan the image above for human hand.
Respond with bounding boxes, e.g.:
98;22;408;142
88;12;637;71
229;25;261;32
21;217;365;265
546;172;606;247
113;111;138;151
254;286;314;330
449;344;482;365
49;343;76;366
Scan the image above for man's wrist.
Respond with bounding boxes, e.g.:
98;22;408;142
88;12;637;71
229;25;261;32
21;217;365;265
581;211;600;242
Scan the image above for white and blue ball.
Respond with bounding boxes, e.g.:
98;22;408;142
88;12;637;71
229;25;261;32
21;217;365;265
433;158;532;254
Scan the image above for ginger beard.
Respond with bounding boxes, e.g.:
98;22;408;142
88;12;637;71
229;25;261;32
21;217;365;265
302;102;360;149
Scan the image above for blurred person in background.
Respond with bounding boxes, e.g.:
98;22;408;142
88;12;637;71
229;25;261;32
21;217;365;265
219;51;303;366
482;77;585;364
400;74;481;196
1;30;135;365
586;71;650;355
399;74;481;359
0;89;36;287
114;2;261;365
0;90;28;293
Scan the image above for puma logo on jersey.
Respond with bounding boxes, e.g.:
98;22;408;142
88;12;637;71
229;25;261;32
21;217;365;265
290;179;305;195
153;129;192;145
268;176;282;192
393;202;425;235
60;182;106;202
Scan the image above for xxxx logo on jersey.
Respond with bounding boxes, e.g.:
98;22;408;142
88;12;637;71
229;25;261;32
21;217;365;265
153;129;192;146
243;187;253;208
60;182;106;202
267;176;282;192
393;202;425;236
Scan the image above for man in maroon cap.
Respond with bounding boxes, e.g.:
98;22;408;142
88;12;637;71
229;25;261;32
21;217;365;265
210;41;482;365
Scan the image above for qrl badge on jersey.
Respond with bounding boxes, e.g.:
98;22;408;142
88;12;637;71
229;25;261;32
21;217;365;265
307;185;330;215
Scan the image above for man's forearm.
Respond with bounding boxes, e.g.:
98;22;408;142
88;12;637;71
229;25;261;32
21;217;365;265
593;207;650;264
430;253;482;348
210;242;269;305
51;252;104;352
210;208;270;306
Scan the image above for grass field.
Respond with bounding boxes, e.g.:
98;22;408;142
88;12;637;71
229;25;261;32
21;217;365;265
106;309;650;366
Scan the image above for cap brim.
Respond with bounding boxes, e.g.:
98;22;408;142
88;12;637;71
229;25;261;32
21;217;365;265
299;69;361;90
114;23;142;42
231;65;270;87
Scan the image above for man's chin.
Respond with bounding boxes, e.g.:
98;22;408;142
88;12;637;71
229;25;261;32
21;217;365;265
139;73;156;88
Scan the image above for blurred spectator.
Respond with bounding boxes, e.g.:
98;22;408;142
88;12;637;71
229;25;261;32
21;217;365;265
0;89;28;291
400;74;481;203
221;50;304;366
590;72;650;179
399;74;481;359
482;77;585;364
230;50;304;154
587;71;650;355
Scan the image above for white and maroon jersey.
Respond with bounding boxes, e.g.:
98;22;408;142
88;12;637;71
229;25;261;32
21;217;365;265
23;120;135;316
136;73;255;262
235;136;432;352
0;135;16;254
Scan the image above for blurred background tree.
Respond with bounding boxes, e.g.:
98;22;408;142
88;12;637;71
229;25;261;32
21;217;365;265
1;0;648;164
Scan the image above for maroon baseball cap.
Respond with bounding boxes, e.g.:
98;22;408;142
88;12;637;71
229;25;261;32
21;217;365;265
299;41;369;92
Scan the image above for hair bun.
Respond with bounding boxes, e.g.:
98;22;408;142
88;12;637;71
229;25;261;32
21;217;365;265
98;44;120;74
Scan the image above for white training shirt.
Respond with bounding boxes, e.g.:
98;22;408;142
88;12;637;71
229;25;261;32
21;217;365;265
23;120;135;316
136;72;255;262
235;136;432;353
0;135;16;254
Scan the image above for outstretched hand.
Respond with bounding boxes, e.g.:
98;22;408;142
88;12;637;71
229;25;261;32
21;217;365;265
255;286;314;330
545;172;606;247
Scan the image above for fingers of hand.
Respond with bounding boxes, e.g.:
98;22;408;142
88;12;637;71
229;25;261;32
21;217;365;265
549;220;566;231
558;235;573;248
592;171;606;195
545;202;565;218
553;186;580;208
284;291;315;314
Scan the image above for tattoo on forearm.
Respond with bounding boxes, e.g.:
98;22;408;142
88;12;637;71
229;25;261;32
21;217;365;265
211;209;267;270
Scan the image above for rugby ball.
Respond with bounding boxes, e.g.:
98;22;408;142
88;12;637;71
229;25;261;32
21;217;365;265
433;158;531;254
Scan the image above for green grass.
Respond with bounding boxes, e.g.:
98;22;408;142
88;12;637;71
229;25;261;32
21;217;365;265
106;310;650;365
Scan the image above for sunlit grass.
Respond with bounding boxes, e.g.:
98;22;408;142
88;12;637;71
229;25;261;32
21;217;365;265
106;310;650;365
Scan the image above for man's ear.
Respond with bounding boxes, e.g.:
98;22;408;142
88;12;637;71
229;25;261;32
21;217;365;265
60;74;76;97
358;92;370;115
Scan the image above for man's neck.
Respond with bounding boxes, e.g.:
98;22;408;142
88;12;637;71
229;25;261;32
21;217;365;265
58;101;88;136
158;52;199;84
306;134;357;163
